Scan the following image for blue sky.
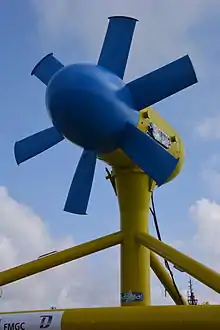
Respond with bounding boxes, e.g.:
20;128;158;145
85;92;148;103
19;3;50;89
1;0;220;307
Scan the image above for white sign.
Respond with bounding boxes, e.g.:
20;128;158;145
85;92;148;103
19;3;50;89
0;311;63;330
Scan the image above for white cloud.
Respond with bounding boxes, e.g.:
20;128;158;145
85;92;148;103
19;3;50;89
199;154;220;198
0;186;176;311
0;186;120;311
188;198;220;303
190;198;220;255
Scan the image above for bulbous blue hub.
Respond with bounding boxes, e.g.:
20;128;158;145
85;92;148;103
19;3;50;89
46;63;138;153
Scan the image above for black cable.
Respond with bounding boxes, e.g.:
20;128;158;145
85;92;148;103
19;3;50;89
105;168;117;195
150;193;184;304
106;170;184;304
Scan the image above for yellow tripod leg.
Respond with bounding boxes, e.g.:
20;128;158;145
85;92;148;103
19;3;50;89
0;231;123;286
150;251;187;305
114;168;151;306
138;232;220;293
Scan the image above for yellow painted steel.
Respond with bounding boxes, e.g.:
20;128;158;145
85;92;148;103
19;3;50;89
2;306;220;329
1;101;220;329
150;251;187;305
137;108;185;183
60;306;220;330
137;232;220;293
0;231;123;286
99;107;185;184
114;168;152;306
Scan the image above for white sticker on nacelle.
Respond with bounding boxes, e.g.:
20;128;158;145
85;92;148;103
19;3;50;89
0;311;63;330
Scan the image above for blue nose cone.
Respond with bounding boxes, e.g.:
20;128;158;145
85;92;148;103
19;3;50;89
46;63;138;153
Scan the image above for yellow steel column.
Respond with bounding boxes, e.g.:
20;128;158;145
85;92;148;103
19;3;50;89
114;167;151;306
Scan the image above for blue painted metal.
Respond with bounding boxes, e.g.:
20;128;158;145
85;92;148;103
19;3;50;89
126;55;197;110
98;16;138;79
14;127;64;165
15;15;198;214
31;53;64;86
64;150;97;215
46;63;138;153
119;123;179;186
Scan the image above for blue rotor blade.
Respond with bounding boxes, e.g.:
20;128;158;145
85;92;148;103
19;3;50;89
64;150;97;215
119;123;179;186
98;16;138;79
14;127;64;165
126;55;197;110
31;53;64;86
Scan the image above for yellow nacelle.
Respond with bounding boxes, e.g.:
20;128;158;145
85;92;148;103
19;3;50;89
99;107;184;185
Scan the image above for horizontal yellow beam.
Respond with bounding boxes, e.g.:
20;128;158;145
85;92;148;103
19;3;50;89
1;306;220;330
150;251;187;305
0;231;123;286
62;306;220;330
138;232;220;293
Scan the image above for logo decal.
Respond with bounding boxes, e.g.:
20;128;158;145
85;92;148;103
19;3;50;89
39;316;53;329
147;122;171;149
121;291;144;303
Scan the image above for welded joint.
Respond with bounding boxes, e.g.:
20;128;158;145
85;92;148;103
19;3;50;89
149;178;156;192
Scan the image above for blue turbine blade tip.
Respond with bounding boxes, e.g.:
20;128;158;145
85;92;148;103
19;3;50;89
98;16;138;78
108;15;138;22
64;150;97;215
31;53;64;85
31;53;54;77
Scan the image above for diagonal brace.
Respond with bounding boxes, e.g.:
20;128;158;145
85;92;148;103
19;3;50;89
0;231;123;286
137;232;220;293
150;251;187;305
